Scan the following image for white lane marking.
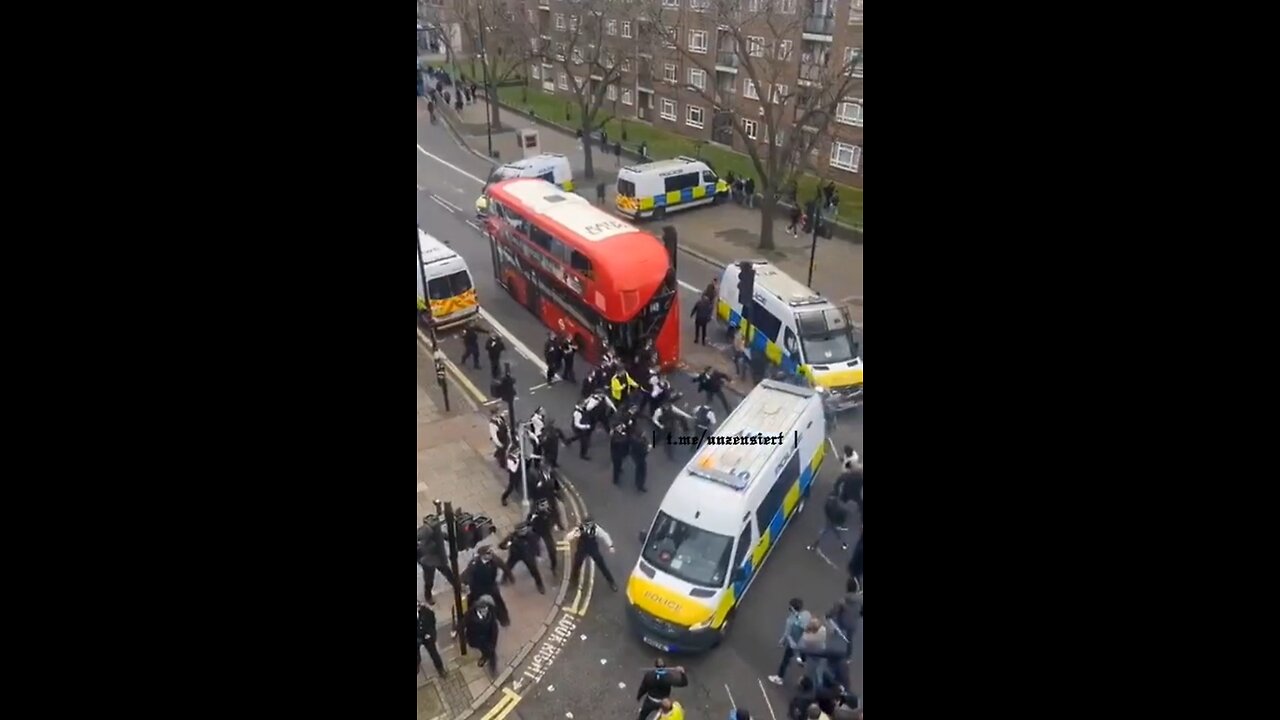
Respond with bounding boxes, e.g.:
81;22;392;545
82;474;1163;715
478;307;548;373
758;678;780;720
677;279;700;293
417;144;485;185
430;195;456;213
466;220;484;233
433;195;464;213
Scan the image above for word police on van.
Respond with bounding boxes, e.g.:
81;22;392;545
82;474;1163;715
615;156;729;221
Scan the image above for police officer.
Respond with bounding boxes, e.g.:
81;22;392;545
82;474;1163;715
418;602;446;677
499;521;546;594
569;399;595;460
611;367;640;404
544;333;563;384
527;499;560;573
462;545;511;625
488;409;510;469
501;444;523;506
460;322;487;370
652;398;677;460
560;333;578;382
609;421;631;486
539;417;568;472
528;406;547;447
696;366;733;413
645;371;670;418
528;466;561;526
485;335;506;380
635;658;689;720
692;403;717;452
567;515;618;591
582;365;605;398
630;429;651;493
587;390;617;431
496;364;517;422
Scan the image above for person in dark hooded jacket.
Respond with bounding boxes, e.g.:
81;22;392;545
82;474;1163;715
788;677;818;720
462;546;511;625
417;519;455;604
465;594;500;670
418;602;446;676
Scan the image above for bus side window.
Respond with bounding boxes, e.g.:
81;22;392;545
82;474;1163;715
549;237;570;264
530;224;553;251
571;250;593;279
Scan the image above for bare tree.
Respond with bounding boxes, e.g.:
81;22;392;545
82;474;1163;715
455;1;535;129
534;0;630;179
639;0;861;250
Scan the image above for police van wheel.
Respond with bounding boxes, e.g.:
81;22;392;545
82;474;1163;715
653;207;666;221
713;610;735;647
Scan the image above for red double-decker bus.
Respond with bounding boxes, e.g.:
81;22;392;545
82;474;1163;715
482;178;680;368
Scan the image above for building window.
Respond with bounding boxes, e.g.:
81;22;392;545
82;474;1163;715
622;21;632;38
686;105;705;129
781;0;797;12
748;36;765;57
849;0;863;24
829;141;861;173
743;118;758;139
664;63;678;83
690;0;710;10
607;19;617;35
771;84;788;103
608;84;619;101
570;15;578;31
558;72;568;90
689;29;708;54
556;43;567;60
777;40;793;60
666;26;679;48
622;88;634;105
527;9;535;23
746;0;759;10
845;47;862;77
689;67;706;90
663;0;679;5
556;13;565;30
531;64;541;80
622;57;632;72
660;98;677;121
572;48;584;64
743;79;758;99
837;99;862;126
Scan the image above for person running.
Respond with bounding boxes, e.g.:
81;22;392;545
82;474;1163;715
768;598;811;685
787;204;803;237
808;488;851;552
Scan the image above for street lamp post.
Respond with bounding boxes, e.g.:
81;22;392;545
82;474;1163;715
518;416;531;514
476;3;495;158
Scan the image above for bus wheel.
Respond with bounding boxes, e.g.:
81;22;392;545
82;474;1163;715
653;207;666;221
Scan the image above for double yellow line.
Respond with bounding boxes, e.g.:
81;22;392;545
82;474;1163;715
480;687;522;720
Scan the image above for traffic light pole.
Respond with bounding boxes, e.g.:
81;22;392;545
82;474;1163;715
807;211;820;287
441;500;467;655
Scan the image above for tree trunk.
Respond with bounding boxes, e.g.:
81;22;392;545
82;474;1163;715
582;126;595;179
758;191;777;251
489;87;502;130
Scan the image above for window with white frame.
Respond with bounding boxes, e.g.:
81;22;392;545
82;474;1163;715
574;76;584;92
570;15;578;31
777;40;793;60
746;0;759;10
849;0;863;24
622;57;632;72
743;118;758;139
689;67;706;90
689;29;708;54
622;21;632;38
781;0;797;12
558;72;568;90
527;9;535;23
556;13;565;30
748;36;765;57
573;48;584;64
557;43;567;60
666;26;679;48
743;78;758;99
608;84;618;101
686;105;705;129
532;64;541;79
660;98;677;121
690;0;710;10
829;141;861;173
837;99;862;126
663;0;679;6
663;63;678;83
845;47;862;76
607;19;617;35
622;88;633;105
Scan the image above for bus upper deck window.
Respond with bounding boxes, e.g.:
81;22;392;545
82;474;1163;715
571;250;593;278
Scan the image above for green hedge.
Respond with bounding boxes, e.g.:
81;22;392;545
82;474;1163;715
493;86;863;228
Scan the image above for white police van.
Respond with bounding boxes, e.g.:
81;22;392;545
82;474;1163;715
624;380;827;651
615;156;729;221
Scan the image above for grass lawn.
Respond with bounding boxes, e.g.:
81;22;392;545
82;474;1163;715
492;85;863;229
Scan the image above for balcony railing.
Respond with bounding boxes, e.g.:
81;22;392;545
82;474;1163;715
716;51;739;68
803;16;836;35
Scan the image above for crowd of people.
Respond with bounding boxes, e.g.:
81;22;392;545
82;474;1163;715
421;65;481;122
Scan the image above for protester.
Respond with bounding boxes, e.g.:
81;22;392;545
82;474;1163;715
768;598;811;685
635;658;688;720
464;594;500;671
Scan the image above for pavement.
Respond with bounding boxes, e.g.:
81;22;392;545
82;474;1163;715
442;95;865;326
418;102;864;720
418;341;591;720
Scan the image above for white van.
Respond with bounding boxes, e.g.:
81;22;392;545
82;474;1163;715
615;156;729;221
416;229;479;327
625;380;827;652
717;261;863;410
485;154;574;193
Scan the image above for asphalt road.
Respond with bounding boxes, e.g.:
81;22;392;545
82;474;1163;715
417;106;864;719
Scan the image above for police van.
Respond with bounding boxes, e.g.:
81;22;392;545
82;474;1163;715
615;156;729;221
717;261;863;410
478;154;575;217
625;380;827;652
416;228;479;328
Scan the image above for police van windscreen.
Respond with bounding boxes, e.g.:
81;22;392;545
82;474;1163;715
427;271;473;300
796;311;857;364
617;178;636;198
641;511;734;588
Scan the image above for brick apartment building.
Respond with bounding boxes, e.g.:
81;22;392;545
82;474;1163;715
522;0;863;187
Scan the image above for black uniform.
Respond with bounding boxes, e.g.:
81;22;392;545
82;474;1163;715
635;666;689;720
462;553;511;626
527;500;560;572
418;604;446;675
489;414;511;469
464;597;500;668
417;522;456;603
495;371;517;422
500;523;545;593
582;366;604;398
630;433;651;492
691;296;713;345
544;336;562;384
461;325;485;369
610;423;631;485
697;368;732;413
528;469;562;528
560;335;578;382
485;336;506;379
570;402;594;459
848;532;863;586
692;405;716;453
569;520;617;590
501;449;523;506
540;421;568;471
652;402;676;460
